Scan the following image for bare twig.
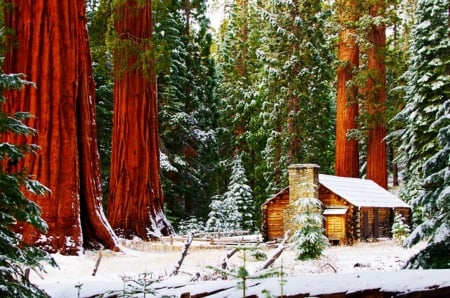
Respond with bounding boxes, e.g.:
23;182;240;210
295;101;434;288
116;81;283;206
92;249;103;276
172;232;193;276
220;247;239;270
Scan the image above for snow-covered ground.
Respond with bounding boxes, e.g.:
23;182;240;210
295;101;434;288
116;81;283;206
31;236;450;297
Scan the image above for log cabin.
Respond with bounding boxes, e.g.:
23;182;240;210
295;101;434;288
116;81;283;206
261;164;411;245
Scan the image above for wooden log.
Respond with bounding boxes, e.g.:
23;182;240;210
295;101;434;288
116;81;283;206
259;230;290;270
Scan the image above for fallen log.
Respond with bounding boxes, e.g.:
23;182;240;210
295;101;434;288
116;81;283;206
259;230;289;270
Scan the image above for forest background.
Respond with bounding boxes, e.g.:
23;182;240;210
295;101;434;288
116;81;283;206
0;1;448;291
89;0;448;266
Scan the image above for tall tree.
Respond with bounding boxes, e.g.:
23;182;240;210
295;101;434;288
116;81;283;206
2;0;119;254
155;0;219;221
107;0;173;239
258;0;335;193
365;1;387;188
395;0;449;268
215;0;268;210
335;0;360;178
0;72;56;298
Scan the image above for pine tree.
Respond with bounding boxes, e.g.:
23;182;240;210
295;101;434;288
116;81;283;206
155;0;219;220
224;154;254;231
392;213;411;245
291;192;329;260
258;0;335;193
206;194;242;234
0;72;56;297
215;0;269;211
393;0;450;268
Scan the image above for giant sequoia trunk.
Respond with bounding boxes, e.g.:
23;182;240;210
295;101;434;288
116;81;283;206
3;0;119;254
107;0;173;239
335;0;360;178
365;3;387;189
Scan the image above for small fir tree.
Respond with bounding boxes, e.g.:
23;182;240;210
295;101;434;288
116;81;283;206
391;213;411;245
224;154;254;231
0;72;56;297
178;216;204;236
290;184;329;260
206;193;242;234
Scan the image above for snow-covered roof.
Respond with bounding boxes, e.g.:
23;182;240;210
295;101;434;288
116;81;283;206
319;174;410;208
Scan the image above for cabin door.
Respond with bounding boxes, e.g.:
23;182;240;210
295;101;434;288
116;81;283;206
325;215;345;245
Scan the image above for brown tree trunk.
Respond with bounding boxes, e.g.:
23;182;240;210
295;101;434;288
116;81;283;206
107;0;173;240
3;0;119;254
335;0;359;178
365;3;387;189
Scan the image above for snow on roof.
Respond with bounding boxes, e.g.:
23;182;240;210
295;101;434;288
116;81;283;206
323;207;348;215
319;174;410;208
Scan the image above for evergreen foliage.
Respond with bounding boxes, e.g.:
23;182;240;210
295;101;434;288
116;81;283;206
178;216;205;236
155;0;219;220
206;193;242;234
391;213;411;245
206;154;255;233
0;72;55;297
87;0;115;201
215;0;270;212
393;0;450;268
290;185;329;260
215;0;336;212
224;154;254;231
258;0;336;193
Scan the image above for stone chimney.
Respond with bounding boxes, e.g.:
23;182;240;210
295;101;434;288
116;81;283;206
288;163;320;203
284;164;320;237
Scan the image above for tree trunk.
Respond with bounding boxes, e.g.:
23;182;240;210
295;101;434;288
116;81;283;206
365;3;387;189
335;0;360;178
107;0;173;240
3;0;119;254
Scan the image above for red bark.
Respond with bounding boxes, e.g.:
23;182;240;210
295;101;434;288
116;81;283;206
107;0;173;239
365;3;387;189
335;0;359;178
3;0;119;254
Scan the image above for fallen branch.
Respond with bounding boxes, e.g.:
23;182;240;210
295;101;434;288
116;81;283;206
220;247;239;270
92;249;103;276
259;230;290;271
172;232;193;276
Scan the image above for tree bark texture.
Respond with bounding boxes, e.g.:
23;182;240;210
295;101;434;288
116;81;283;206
335;0;360;178
365;3;387;189
3;0;119;254
107;0;173;239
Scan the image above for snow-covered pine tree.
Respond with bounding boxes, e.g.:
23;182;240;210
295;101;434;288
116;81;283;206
206;193;242;234
258;0;335;193
290;184;329;260
224;154;255;231
404;99;450;268
391;212;411;245
152;0;219;221
0;73;56;297
392;0;450;268
178;216;204;236
206;195;227;233
215;0;270;212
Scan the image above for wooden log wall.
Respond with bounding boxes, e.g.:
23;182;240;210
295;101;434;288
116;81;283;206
261;189;289;241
